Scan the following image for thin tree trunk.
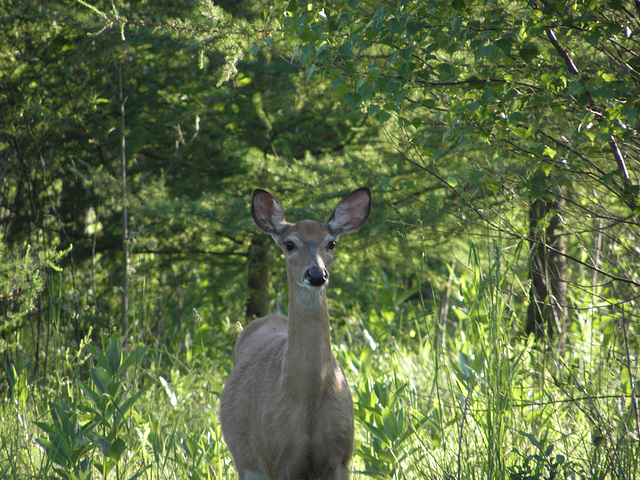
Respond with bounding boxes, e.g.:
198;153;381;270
526;190;567;341
245;236;270;318
118;63;129;337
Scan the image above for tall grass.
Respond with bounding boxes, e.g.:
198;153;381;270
1;233;638;479
1;331;234;479
337;233;639;479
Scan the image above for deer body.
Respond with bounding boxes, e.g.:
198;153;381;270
220;188;371;480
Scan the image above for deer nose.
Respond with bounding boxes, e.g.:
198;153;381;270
304;267;328;287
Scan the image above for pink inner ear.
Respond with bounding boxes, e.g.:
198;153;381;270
344;217;362;228
256;195;276;219
348;196;369;216
341;192;370;221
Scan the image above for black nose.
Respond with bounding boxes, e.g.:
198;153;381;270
305;267;328;287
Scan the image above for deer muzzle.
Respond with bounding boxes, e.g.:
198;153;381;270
304;266;328;287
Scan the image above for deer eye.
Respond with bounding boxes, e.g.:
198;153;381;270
284;241;296;251
327;240;337;250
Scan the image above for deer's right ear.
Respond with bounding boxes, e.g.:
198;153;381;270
252;189;288;236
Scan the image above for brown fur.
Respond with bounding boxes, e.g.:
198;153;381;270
220;188;371;480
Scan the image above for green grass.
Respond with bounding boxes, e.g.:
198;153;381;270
1;238;638;479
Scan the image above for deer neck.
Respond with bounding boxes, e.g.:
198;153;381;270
282;280;335;398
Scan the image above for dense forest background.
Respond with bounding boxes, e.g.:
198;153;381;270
1;0;639;478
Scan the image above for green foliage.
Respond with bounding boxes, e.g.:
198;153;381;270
277;0;640;335
1;0;639;479
332;232;638;479
2;236;638;479
354;378;423;479
15;333;231;480
34;337;147;478
1;244;70;357
508;431;573;480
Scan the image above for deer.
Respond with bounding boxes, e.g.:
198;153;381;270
220;187;372;480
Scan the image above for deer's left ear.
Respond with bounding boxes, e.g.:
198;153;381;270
327;187;371;236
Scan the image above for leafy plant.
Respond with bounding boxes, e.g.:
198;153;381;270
35;336;148;478
508;432;573;480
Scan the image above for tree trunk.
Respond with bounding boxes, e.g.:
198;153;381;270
526;190;567;340
246;236;270;318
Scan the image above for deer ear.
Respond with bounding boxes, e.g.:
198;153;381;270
252;189;288;236
327;187;371;236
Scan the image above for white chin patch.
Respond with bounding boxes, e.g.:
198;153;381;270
299;280;327;291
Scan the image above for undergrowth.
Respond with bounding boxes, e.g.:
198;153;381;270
1;237;638;479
